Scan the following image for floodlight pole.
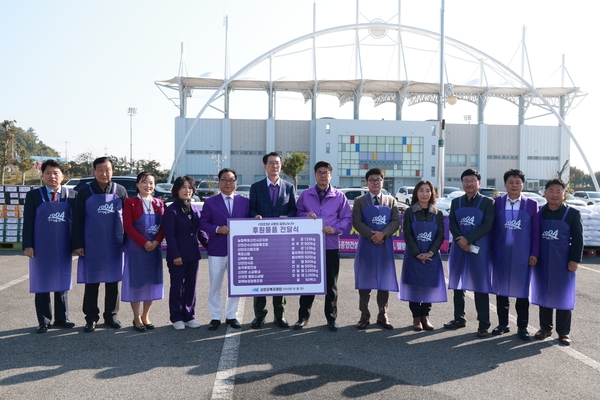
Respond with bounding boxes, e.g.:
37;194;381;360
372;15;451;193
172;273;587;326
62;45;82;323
128;107;137;173
437;0;446;198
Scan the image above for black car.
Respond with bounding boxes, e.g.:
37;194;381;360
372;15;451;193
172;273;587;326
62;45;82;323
72;176;180;202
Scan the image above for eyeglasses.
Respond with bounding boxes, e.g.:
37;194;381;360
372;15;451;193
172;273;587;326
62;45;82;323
220;179;236;184
368;178;383;184
316;171;331;176
267;162;281;166
462;179;478;184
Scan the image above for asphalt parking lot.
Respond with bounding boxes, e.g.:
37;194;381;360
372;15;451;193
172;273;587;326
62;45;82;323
1;252;599;399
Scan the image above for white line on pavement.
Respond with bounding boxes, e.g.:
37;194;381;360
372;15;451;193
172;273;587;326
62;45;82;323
0;274;28;292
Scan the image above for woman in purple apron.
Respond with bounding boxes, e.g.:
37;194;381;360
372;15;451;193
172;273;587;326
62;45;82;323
399;180;446;331
122;172;165;332
77;184;124;284
531;179;583;345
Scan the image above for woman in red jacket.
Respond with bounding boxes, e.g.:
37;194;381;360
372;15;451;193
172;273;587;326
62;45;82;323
122;172;165;332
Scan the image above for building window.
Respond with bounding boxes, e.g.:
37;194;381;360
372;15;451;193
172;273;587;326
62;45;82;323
431;166;435;177
431;145;436;156
326;143;330;154
470;154;479;167
445;154;466;166
325;123;331;134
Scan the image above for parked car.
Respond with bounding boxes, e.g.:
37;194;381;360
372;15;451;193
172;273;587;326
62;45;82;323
63;179;80;190
156;183;173;191
338;187;406;211
395;186;414;205
521;191;547;207
73;175;138;197
236;184;251;198
436;186;462;197
196;180;219;200
572;191;600;206
479;187;499;197
565;194;588;207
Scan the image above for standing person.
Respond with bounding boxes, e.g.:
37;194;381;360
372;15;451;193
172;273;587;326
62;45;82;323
353;168;400;330
294;161;352;331
73;157;127;333
444;168;494;337
23;160;77;333
122;172;165;332
163;176;208;330
200;168;250;331
248;152;297;329
399;180;446;331
490;169;540;340
531;179;583;346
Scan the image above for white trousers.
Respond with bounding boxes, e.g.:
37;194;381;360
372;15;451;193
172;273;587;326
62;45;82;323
208;255;239;320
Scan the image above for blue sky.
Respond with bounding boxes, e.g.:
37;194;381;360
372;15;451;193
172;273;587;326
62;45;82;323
2;0;597;176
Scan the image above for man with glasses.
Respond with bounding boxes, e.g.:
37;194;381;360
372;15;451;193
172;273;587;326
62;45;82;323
444;168;495;337
248;152;297;329
353;168;400;330
294;161;352;331
200;168;250;331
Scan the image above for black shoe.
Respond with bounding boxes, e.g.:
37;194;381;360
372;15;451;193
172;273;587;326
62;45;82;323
251;316;265;329
53;320;75;329
84;321;97;333
518;328;531;340
274;317;289;329
327;321;339;332
143;323;155;330
443;319;466;329
225;319;242;329
36;324;49;333
492;325;510;335
476;328;489;337
104;318;122;329
294;319;309;330
133;320;146;332
208;319;221;331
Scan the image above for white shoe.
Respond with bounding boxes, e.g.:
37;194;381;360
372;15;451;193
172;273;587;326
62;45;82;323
173;321;185;330
184;319;201;329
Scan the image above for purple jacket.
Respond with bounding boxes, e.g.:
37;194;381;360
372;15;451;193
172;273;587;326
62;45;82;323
200;193;250;257
296;185;352;250
163;202;207;263
492;194;541;258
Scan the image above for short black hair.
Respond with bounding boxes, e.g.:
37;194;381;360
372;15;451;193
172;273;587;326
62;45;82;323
93;156;114;169
460;168;481;181
314;161;332;172
135;171;157;194
503;169;525;183
365;168;384;180
41;159;65;174
218;168;237;180
545;178;566;190
172;176;196;198
262;152;282;165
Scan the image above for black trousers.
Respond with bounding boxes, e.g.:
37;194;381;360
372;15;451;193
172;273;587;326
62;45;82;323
539;307;572;335
82;282;119;323
496;295;529;328
409;302;432;318
298;249;340;322
35;291;68;325
452;290;490;330
254;295;286;319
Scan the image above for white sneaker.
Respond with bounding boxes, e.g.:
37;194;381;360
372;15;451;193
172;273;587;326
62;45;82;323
173;321;185;330
184;319;201;329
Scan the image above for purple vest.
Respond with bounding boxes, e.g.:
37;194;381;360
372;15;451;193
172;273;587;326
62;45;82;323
122;212;163;302
77;184;124;284
354;200;399;291
399;220;447;303
530;207;576;310
29;188;73;293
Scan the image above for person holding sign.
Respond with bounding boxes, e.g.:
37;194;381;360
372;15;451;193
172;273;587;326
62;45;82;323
353;168;400;330
294;161;352;331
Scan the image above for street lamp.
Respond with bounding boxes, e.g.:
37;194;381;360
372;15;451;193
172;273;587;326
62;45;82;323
127;107;137;173
210;153;227;179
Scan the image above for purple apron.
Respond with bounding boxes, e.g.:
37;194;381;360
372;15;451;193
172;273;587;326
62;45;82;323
29;188;73;293
77;184;124;284
122;212;164;302
354;199;399;291
399;219;447;303
448;196;492;292
492;198;532;298
530;207;576;310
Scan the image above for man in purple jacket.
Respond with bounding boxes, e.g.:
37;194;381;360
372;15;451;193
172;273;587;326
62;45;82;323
491;169;540;340
294;161;352;331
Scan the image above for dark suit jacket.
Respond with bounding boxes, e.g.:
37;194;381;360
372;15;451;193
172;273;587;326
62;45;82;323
200;193;250;256
163;201;206;263
249;178;297;218
352;193;400;240
23;186;77;249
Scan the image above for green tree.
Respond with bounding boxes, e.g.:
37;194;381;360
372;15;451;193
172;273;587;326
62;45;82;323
569;166;592;190
281;150;309;189
0;120;18;185
14;147;34;185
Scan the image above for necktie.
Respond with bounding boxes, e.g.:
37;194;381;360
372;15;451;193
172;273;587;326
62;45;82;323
270;184;277;206
226;196;232;216
51;192;58;202
374;195;379;205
